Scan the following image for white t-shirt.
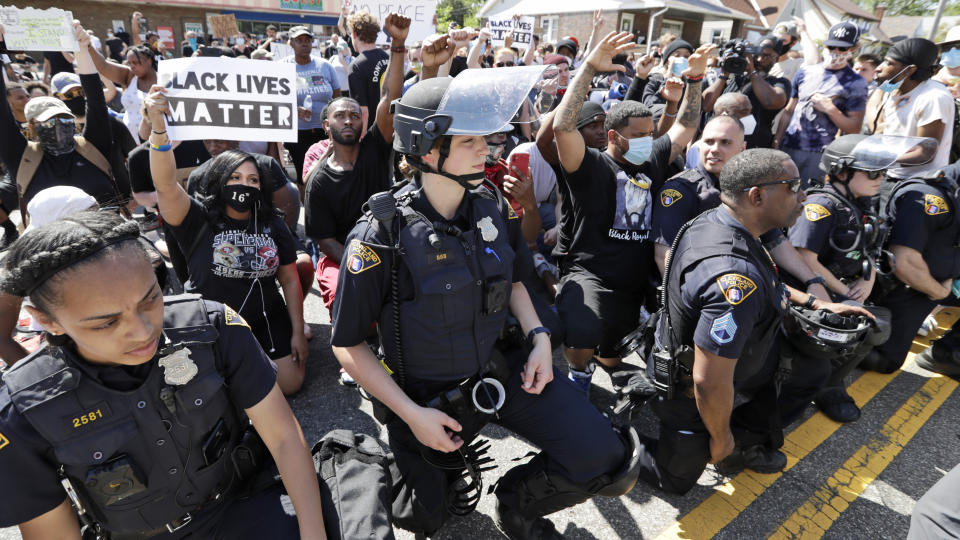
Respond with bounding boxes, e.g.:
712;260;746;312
770;57;803;83
508;142;557;206
881;79;955;179
89;35;102;51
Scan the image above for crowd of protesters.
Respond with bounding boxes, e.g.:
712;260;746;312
1;6;960;539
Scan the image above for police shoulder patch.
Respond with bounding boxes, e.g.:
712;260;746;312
804;203;831;222
924;193;949;215
224;305;250;328
710;312;738;345
715;273;757;305
346;239;382;274
660;188;683;207
0;431;8;451
507;205;519;220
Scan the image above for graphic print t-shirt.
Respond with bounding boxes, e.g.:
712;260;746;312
170;199;297;322
284;55;339;130
562;136;672;291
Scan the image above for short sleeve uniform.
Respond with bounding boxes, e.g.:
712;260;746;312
330;187;531;348
0;303;276;527
652;167;719;247
888;183;960;281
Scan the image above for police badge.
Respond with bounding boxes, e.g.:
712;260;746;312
477;216;498;242
158;348;199;386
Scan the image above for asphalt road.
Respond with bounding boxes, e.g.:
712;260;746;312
2;285;958;540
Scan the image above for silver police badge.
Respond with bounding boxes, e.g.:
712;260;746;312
477;216;498;242
158;348;198;386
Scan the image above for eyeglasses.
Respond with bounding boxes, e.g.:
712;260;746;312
826;46;851;52
37;117;75;129
743;177;802;193
495;61;515;67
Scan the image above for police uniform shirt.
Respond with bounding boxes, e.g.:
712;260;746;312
888;182;960;281
168;199;298;325
561;136;672;291
788;184;864;281
653;165;788;249
0;302;277;527
680;207;788;362
330;185;533;349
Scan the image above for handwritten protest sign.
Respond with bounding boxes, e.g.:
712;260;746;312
0;6;79;51
348;0;437;45
158;57;298;142
209;14;239;39
489;15;535;48
270;42;294;60
157;26;176;50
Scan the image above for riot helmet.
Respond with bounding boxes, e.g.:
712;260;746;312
783;305;874;358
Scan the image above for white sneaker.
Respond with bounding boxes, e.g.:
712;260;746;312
918;314;937;337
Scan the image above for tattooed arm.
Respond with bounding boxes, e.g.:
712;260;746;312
555;31;635;173
666;43;716;163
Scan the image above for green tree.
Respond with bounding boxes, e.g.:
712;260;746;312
856;0;936;16
435;0;482;30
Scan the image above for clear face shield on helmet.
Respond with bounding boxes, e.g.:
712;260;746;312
848;134;939;171
433;64;559;136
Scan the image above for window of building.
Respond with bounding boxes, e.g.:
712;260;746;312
541;16;559;43
661;19;684;38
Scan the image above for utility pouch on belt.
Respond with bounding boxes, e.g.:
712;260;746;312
84;455;148;507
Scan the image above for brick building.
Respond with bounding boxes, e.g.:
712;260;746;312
53;0;340;52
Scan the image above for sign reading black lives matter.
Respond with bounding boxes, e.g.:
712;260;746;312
158;57;298;142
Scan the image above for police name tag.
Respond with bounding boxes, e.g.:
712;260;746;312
158;348;199;385
817;328;850;343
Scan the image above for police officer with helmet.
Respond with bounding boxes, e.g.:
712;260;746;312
330;65;641;539
635;149;871;493
778;134;894;423
859;139;960;374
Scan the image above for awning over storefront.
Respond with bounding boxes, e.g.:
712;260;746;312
221;9;338;26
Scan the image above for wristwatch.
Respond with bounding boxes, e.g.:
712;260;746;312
804;276;826;288
526;326;551;347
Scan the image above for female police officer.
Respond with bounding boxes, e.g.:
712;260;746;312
780;134;892;423
329;53;641;539
0;212;327;538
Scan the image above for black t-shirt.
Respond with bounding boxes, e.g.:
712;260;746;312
169;199;297;323
304;125;393;245
129;140;210;193
348;48;389;129
186;153;288;197
0;301;276;528
43;51;74;76
721;73;791;149
105;37;125;62
115;31;131;46
562;137;672;290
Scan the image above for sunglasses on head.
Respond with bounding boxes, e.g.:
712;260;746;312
495;61;515;67
37;117;75;129
826;45;851;52
743;177;802;193
858;169;884;179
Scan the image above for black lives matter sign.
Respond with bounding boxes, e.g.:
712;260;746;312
158;57;298;143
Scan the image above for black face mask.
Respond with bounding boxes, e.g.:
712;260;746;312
222;184;260;213
36;121;76;156
62;96;86;117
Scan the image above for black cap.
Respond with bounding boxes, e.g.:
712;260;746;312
576;102;606;129
662;39;693;61
824;21;860;48
555;38;578;58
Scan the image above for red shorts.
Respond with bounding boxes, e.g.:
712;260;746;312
315;254;340;314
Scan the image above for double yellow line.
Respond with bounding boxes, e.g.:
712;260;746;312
655;312;959;540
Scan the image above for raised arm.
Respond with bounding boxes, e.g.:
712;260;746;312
74;23;113;160
665;43;716;162
144;86;192;226
87;40;133;87
555;31;635;173
375;13;410;143
419;33;455;81
0;25;27;173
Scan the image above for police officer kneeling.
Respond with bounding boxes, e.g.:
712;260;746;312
636;149;870;493
0;212;327;539
330;72;641;539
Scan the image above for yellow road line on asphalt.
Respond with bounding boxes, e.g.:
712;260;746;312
655;310;959;540
770;374;958;539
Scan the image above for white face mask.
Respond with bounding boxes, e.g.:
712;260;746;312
740;114;757;136
822;48;853;69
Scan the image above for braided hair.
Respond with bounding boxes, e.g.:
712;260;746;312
0;212;144;313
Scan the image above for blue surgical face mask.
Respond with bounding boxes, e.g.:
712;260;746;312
879;65;911;93
671;56;689;77
944;48;960;69
622;135;654;165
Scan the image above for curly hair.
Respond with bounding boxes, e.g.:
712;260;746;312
348;10;381;44
0;211;144;312
195;150;280;225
